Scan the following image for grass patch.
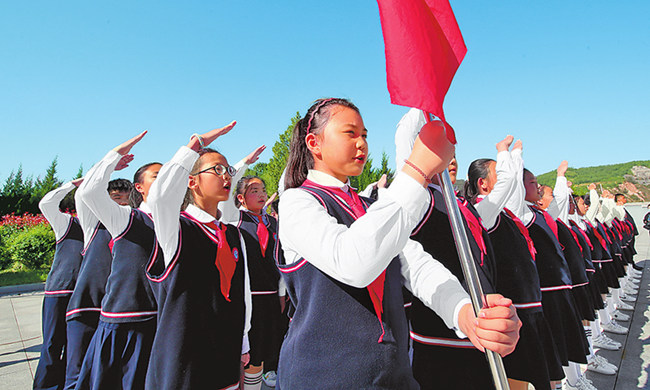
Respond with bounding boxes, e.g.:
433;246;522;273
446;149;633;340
0;269;48;287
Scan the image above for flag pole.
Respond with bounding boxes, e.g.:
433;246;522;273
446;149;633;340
422;111;510;390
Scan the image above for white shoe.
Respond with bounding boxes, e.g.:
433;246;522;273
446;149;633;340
564;376;597;390
623;287;638;296
611;310;630;321
587;356;617;375
620;294;636;302
595;355;618;371
616;301;634;311
262;371;277;387
593;334;621;350
624;281;639;290
602;320;629;334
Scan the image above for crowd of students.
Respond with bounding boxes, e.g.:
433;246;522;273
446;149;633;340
32;99;640;390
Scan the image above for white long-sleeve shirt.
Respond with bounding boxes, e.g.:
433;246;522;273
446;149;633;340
74;177;101;249
218;159;248;224
77;150;135;238
473;150;518;229
279;169;471;335
39;182;76;240
549;176;570;221
504;148;535;225
148;145;252;353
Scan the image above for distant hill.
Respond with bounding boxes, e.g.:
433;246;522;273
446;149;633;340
537;160;650;202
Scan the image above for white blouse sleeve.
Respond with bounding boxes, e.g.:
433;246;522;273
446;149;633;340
551;176;570;221
148;146;198;266
218;159;249;225
474;150;517;229
38;182;75;240
77;150;132;238
504;148;534;225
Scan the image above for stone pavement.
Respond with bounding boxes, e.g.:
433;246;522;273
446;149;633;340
1;204;649;389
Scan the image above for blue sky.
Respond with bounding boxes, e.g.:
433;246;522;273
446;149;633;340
1;1;648;185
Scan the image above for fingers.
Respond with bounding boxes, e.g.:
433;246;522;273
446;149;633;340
202;120;237;146
377;174;388;188
245;145;266;164
71;178;84;187
115;154;135;171
485;293;512;308
495;135;514;152
473;328;520;356
113;131;147;155
512;139;522;151
557;160;568;176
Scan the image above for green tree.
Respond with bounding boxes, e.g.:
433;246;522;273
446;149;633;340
0;166;36;215
247;112;300;195
32;158;62;203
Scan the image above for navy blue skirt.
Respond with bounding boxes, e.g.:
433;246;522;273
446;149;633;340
541;289;589;365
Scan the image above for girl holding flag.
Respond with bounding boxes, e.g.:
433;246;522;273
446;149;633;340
276;98;520;389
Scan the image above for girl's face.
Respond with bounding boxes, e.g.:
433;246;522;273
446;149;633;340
308;106;368;183
576;197;587;216
478;161;497;195
189;153;232;204
135;164;162;202
239;179;268;214
448;156;458;184
523;171;541;203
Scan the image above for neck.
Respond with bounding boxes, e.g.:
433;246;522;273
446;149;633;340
245;207;262;216
312;164;348;184
194;198;221;220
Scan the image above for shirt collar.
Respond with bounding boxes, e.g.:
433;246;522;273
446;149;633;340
307;170;351;191
186;204;220;224
427;183;442;192
138;201;151;215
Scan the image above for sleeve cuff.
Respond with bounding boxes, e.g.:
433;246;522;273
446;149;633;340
234;159;248;171
453;297;472;339
175;146;200;172
385;172;429;224
241;334;250;354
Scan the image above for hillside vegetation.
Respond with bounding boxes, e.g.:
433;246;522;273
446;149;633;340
537;160;650;201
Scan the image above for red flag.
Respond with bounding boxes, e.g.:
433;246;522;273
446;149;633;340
377;0;466;143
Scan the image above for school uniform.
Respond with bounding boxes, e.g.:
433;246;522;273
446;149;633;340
408;185;497;390
146;146;252;390
69;150;158;390
568;217;604;310
277;170;472;389
34;183;85;390
64;184;114;390
237;209;285;369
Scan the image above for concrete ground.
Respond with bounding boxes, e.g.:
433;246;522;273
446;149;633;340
1;204;649;389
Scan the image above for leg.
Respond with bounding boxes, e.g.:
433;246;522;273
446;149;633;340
34;296;70;390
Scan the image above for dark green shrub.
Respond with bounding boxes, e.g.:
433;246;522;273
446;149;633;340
0;225;13;269
9;224;55;270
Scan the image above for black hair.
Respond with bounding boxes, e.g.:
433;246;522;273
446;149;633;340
181;147;224;210
582;194;591;207
614;193;625;203
284;98;361;190
108;178;133;194
130;162;162;208
463;158;494;204
234;176;266;208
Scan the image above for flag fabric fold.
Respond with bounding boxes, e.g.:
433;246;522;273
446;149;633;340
377;0;466;142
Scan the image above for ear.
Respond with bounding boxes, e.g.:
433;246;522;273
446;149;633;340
134;182;145;195
305;133;321;158
477;177;487;193
188;174;199;191
236;193;245;206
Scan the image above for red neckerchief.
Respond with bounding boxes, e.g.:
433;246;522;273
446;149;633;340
612;219;624;240
569;219;593;250
600;223;613;244
586;220;608;250
531;205;559;241
502;207;537;261
558;219;582;252
456;198;487;266
204;220;238;302
247;212;269;255
302;179;387;343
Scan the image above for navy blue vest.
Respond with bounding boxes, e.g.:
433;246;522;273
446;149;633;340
584;223;610;262
556;221;589;287
146;214;245;390
237;210;281;294
525;207;573;290
45;216;84;295
277;185;417;389
410;187;496;347
66;222;113;320
487;211;542;310
100;209;157;323
569;222;595;272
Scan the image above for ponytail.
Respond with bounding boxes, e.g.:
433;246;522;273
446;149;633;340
284;98;360;190
463;158;494;204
